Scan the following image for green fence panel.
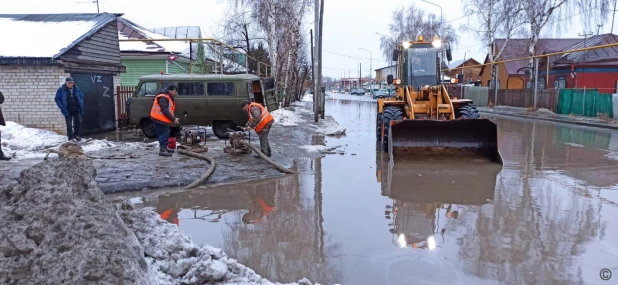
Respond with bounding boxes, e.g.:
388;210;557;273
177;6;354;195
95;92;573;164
594;93;614;118
557;89;573;114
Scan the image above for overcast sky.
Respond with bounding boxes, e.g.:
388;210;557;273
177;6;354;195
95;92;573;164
4;0;609;78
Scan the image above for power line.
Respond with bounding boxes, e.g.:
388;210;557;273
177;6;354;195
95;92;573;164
324;5;607;61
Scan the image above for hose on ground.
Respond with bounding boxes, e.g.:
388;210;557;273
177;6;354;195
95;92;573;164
238;141;296;174
177;149;217;189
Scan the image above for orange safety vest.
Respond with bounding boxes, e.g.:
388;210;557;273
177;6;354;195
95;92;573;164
247;102;274;133
150;94;176;124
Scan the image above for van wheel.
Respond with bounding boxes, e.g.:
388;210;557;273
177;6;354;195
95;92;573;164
141;119;157;138
213;120;236;139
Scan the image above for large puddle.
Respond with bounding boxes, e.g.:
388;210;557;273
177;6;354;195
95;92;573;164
128;94;618;284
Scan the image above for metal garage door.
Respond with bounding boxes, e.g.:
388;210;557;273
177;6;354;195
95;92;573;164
71;73;116;134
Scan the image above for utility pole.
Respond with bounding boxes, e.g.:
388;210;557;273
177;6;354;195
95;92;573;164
359;63;361;90
313;0;320;122
310;29;315;113
359;48;373;95
318;0;325;119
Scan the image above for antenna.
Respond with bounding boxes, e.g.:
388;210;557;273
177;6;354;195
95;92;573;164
76;0;100;13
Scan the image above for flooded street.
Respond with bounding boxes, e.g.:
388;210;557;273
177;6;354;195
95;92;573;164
133;94;618;285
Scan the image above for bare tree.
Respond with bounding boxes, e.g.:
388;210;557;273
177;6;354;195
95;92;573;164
462;0;526;89
520;0;611;82
379;4;459;62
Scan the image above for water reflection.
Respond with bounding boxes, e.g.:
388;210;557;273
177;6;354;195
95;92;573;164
146;158;343;285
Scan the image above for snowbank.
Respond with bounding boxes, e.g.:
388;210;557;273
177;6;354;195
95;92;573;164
314;120;346;136
271;109;303;127
0;158;158;284
301;94;313;102
0;121;139;160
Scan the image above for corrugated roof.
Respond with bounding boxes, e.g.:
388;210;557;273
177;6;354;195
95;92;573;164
481;38;581;76
556;34;618;64
0;13;122;58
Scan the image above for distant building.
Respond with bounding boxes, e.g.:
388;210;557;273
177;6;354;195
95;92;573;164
480;35;618;93
374;65;396;83
446;58;481;83
0;13;126;134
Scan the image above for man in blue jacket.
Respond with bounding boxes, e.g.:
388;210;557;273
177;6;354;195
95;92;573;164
55;77;85;142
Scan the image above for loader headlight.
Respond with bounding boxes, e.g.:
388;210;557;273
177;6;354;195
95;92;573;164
402;41;411;49
431;39;442;49
395;79;401;84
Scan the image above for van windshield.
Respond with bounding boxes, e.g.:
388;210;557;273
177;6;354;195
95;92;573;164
136;82;158;96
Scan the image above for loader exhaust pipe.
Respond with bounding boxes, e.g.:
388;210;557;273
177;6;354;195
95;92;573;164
387;119;503;164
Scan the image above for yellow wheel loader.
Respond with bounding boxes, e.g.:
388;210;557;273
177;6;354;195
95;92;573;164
376;36;502;164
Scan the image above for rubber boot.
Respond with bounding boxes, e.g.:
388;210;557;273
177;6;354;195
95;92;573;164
159;147;172;157
0;149;11;161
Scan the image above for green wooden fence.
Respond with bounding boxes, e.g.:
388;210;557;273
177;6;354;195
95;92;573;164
557;89;614;118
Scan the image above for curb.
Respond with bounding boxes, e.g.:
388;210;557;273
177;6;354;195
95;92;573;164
479;110;618;131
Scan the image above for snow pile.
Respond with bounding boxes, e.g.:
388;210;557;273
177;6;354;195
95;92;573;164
300;145;340;153
0;121;139;160
301;94;313;102
0;18;99;57
0;158;157;284
272;108;303;127
314;119;346;136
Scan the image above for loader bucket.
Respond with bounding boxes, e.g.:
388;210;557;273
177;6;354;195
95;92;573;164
388;119;502;164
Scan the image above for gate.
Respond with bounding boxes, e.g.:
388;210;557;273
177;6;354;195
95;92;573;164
71;73;116;134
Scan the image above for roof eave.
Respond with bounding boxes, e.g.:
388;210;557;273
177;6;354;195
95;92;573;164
53;13;123;59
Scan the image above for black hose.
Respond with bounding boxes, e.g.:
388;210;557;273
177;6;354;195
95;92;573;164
238;141;296;174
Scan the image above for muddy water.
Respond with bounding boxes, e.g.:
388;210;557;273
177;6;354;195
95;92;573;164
137;94;618;285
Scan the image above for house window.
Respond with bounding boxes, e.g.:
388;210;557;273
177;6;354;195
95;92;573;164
207;82;236;96
556;76;566;89
539;78;546;89
177;82;205;96
136;82;158;96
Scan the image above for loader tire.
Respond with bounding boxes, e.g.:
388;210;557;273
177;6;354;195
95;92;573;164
458;105;480;119
376;114;383;140
381;106;404;152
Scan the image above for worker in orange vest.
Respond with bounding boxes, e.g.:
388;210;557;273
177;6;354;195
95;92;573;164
241;100;274;158
150;85;179;157
242;190;276;224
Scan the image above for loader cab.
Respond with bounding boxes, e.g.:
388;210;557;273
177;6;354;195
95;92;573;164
390;36;451;91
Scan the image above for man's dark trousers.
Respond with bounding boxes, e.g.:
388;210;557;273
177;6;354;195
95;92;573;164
65;110;82;140
154;121;170;149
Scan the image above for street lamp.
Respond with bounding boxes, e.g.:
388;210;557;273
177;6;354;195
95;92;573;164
359;47;373;95
342;64;350;92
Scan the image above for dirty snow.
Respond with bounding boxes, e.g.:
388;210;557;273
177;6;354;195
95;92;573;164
300;145;340;153
0;121;140;160
272;109;303;126
314;120;346;136
0;18;98;57
301;94;314;102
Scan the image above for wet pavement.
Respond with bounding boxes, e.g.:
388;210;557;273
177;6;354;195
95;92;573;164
113;93;618;285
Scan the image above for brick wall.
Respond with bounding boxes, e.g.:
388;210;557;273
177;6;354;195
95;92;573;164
0;66;70;133
0;66;122;134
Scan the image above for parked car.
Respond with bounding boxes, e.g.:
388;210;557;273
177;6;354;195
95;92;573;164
351;89;365;95
373;89;394;99
127;74;278;139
